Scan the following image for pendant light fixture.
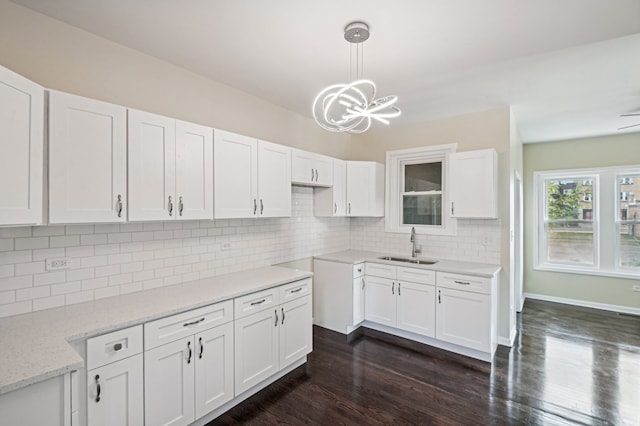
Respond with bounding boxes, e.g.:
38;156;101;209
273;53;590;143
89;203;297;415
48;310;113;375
313;21;401;133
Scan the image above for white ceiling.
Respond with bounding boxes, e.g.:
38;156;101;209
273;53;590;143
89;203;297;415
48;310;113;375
11;0;640;142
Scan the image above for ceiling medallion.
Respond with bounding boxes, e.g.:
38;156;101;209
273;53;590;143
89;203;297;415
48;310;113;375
312;22;401;133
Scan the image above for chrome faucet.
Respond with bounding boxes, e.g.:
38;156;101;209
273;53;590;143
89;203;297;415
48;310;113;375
410;227;420;258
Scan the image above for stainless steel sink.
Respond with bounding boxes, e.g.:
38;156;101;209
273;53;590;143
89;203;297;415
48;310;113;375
377;256;438;265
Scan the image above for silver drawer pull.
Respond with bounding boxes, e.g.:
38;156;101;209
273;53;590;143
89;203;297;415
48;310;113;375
290;287;303;294
454;280;471;285
183;317;205;327
113;343;123;352
250;298;266;306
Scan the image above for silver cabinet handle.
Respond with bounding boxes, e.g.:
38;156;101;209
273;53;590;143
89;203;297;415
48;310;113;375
250;298;266;306
260;199;264;215
314;169;318;181
95;374;101;403
290;287;303;294
361;278;365;289
438;290;441;304
168;196;173;216
116;194;123;217
451;202;455;215
454;280;471;285
398;283;401;296
311;169;314;181
274;309;278;327
253;199;257;215
113;343;123;352
178;196;184;216
348;202;351;215
187;341;192;364
392;282;395;295
199;337;203;359
281;307;285;325
183;317;205;327
334;202;337;214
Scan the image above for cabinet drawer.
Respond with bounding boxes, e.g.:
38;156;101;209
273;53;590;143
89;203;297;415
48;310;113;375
436;272;491;295
234;287;279;319
87;325;143;370
397;267;435;285
279;278;312;304
353;263;365;278
144;300;233;350
365;262;396;279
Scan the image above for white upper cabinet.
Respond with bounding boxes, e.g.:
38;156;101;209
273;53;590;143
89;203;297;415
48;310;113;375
49;90;127;224
346;161;384;217
0;66;44;226
449;149;498;219
128;110;213;221
314;158;346;217
214;130;291;219
291;148;333;187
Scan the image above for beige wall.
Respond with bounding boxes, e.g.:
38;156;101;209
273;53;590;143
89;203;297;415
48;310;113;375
0;0;350;157
350;107;516;341
523;133;640;310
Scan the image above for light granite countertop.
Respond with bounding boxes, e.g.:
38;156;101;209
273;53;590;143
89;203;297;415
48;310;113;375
314;250;501;277
0;266;312;396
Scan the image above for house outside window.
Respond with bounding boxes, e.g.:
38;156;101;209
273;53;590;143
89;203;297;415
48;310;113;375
535;167;640;277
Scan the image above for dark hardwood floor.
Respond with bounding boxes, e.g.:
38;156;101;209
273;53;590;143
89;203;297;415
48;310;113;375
209;300;640;425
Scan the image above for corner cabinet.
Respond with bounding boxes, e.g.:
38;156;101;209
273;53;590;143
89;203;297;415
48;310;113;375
314;158;347;217
449;149;497;219
346;161;384;217
214;130;291;219
0;65;44;226
291;148;333;187
128;109;213;221
49;90;127;224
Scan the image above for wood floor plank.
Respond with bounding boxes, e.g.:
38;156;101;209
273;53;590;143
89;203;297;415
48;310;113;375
208;300;640;425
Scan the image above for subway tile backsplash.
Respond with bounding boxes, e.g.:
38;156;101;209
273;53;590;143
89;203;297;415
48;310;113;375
0;186;500;318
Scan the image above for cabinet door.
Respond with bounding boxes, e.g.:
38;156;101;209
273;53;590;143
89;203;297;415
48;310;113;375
346;161;384;217
175;120;213;220
87;354;143;426
449;149;497;218
145;337;195;426
49;91;127;223
0;66;43;225
396;282;436;338
313;154;334;187
234;308;279;395
436;287;491;352
352;276;365;325
279;296;312;369
257;140;291;217
127;109;176;221
291;148;314;185
364;276;396;327
194;322;234;419
333;159;347;216
214;130;257;218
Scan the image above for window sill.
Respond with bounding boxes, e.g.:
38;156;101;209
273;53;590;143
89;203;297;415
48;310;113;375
534;264;640;280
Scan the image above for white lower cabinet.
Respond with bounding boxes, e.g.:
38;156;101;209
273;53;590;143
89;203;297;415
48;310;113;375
365;263;436;337
234;279;312;396
144;301;234;426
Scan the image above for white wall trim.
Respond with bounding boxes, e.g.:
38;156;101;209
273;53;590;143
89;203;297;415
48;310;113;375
524;292;640;316
497;326;517;347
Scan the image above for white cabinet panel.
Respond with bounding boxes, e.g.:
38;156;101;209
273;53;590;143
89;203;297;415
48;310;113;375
396;281;436;337
258;140;291;218
352;276;365;326
436;287;491;352
145;336;195;426
87;353;143;426
449;149;497;218
0;375;69;426
234;307;279;395
0;65;44;225
314;158;346;216
175;120;214;220
194;322;234;419
279;295;312;369
128;109;175;221
291;148;333;187
346;161;384;217
49;90;127;223
364;276;396;327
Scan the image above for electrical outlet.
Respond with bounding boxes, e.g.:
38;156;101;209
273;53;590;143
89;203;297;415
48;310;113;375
221;242;232;251
46;257;72;271
632;285;640;292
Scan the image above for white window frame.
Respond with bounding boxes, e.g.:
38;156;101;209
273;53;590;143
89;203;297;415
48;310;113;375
615;172;640;272
385;144;457;235
534;166;640;279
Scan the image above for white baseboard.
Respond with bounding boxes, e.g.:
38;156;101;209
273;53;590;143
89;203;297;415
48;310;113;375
497;326;517;347
524;292;640;316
